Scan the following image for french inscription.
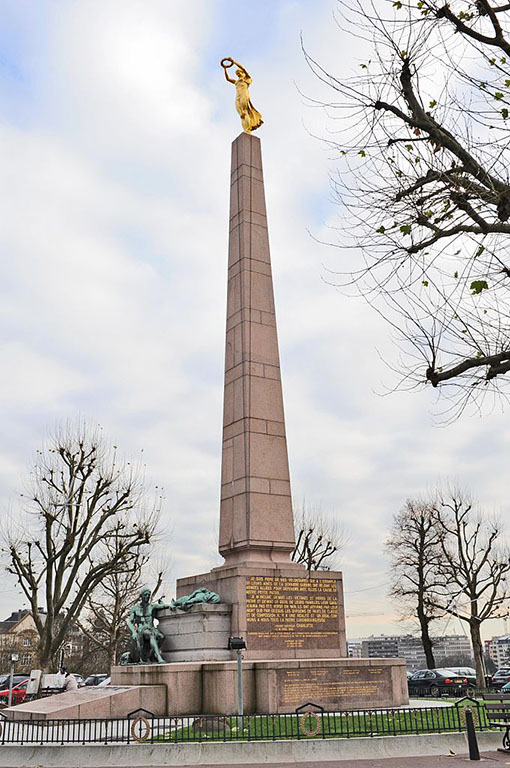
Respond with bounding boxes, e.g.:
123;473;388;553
277;666;389;709
245;576;339;649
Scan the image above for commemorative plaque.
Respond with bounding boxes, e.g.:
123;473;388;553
277;666;390;710
246;576;340;650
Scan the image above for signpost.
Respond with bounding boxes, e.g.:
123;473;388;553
7;654;19;708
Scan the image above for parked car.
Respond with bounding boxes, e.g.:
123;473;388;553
0;678;29;706
0;674;29;689
96;677;111;687
502;680;510;692
408;668;474;696
491;668;510;690
84;674;108;687
443;667;477;687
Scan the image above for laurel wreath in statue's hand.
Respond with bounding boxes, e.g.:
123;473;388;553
220;57;234;69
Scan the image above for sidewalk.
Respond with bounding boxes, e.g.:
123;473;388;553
186;752;509;767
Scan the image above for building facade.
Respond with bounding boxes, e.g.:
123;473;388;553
0;610;39;671
348;633;472;671
0;608;86;673
486;635;510;668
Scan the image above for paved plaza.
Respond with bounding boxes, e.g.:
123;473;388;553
161;754;510;767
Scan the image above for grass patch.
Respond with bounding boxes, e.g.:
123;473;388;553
150;704;489;743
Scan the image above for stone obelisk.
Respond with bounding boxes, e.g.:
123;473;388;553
176;131;346;662
219;131;295;565
112;97;407;713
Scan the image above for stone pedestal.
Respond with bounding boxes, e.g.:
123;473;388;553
176;563;346;661
158;604;232;662
111;657;408;715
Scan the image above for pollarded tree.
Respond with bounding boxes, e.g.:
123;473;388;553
429;488;510;686
308;0;510;419
386;499;443;669
2;422;162;670
292;502;349;572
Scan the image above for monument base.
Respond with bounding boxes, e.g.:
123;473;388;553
175;561;347;660
111;657;408;715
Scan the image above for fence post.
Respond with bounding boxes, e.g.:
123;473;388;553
465;708;480;761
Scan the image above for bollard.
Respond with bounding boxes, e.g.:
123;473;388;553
465;708;480;761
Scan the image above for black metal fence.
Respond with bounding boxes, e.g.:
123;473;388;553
408;686;500;699
408;685;474;698
0;700;493;745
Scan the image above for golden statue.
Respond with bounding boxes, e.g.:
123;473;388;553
220;58;263;133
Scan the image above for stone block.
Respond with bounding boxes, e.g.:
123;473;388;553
233;132;262;171
3;685;166;721
267;420;286;436
243;321;281;367
248;376;285;422
158;605;233;664
229;176;267;220
248;433;290;480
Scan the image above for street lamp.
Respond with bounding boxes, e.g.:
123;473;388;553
228;637;246;716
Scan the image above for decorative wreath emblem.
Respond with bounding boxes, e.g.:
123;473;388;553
459;707;479;728
130;715;151;742
299;712;321;737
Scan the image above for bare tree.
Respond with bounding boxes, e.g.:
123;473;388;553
292;502;348;572
2;422;162;670
429;488;510;686
307;0;510;419
386;499;443;668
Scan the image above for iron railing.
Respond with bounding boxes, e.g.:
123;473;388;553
408;686;501;699
408;685;474;698
0;700;492;745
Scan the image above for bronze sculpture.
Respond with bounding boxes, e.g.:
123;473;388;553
170;587;221;612
220;58;263;133
123;587;170;664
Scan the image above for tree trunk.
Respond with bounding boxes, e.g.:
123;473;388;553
470;621;485;688
418;610;436;669
38;630;52;672
38;650;51;673
109;642;117;669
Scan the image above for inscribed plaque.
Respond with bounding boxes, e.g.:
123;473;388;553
277;666;390;709
246;576;339;650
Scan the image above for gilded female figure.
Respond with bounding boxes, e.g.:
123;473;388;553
220;58;263;133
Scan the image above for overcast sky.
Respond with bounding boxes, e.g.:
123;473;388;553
1;0;509;644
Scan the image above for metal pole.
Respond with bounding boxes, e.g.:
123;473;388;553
465;708;480;761
236;648;243;716
7;661;14;708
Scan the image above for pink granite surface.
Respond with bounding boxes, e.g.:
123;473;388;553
219;132;295;565
176;564;346;661
3;685;166;721
112;658;408;715
110;133;405;720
